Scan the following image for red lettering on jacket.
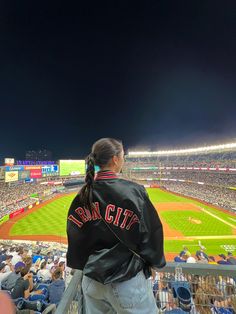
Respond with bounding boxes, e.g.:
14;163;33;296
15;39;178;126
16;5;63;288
85;208;92;221
105;204;115;223
68;202;139;230
68;214;84;228
113;207;123;226
126;214;139;230
75;207;89;223
120;209;133;229
91;202;101;220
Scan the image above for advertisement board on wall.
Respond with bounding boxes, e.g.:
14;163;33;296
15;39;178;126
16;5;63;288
42;165;59;177
30;169;42;178
5;166;25;171
9;208;24;219
59;160;85;176
18;170;30;181
25;166;42;170
4;158;14;166
5;171;19;182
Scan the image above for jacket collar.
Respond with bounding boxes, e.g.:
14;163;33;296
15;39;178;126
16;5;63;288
95;170;118;180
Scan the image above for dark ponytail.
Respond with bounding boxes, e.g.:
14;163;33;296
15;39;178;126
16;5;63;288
79;153;95;210
79;138;123;210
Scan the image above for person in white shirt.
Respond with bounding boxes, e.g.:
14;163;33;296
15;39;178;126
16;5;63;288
37;261;52;282
46;258;54;271
11;248;23;266
186;256;197;263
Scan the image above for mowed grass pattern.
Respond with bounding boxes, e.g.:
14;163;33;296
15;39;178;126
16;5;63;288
147;188;235;236
9;188;236;254
10;194;75;237
161;211;232;236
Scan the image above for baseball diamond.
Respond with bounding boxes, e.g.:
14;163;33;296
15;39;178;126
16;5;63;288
0;188;236;258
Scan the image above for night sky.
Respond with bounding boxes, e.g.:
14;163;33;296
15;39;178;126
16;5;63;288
1;1;236;160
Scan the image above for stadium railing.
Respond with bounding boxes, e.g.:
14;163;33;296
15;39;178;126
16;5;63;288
56;263;236;314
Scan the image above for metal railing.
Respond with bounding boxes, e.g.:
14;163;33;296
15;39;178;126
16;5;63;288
55;269;83;314
56;263;236;314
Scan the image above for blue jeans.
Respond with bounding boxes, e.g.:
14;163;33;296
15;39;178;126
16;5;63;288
82;270;157;314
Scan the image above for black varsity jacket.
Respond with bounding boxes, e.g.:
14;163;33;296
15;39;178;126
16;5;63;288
66;170;166;284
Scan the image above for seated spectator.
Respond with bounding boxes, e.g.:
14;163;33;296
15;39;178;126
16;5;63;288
32;250;43;264
174;252;187;263
11;248;24;266
227;252;236;265
1;262;25;291
58;261;65;280
3;255;14;272
217;254;230;265
44;252;52;263
11;266;43;300
0;249;7;263
46;258;54;271
22;256;32;274
48;267;65;305
208;256;217;265
37;261;52;282
30;258;41;275
182;246;191;257
0;263;12;288
196;251;208;264
50;259;59;275
186;254;196;264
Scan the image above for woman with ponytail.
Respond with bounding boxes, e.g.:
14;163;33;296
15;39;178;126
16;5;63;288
67;138;165;314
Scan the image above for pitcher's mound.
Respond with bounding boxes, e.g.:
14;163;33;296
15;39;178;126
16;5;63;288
188;217;202;224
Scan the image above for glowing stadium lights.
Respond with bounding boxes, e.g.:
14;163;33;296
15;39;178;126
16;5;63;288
128;142;236;156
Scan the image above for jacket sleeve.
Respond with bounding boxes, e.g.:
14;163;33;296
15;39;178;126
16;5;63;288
138;187;166;269
66;195;88;269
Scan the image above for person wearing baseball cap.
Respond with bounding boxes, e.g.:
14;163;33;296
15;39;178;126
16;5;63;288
217;254;230;265
1;262;25;291
174;251;187;263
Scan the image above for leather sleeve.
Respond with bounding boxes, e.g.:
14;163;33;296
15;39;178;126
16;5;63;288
138;186;166;268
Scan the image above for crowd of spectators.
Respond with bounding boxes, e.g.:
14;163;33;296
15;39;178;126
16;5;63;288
0;241;72;313
0;183;55;219
0;183;49;207
151;247;236;313
125;149;236;168
0;239;235;313
162;171;236;187
127;170;236;187
123;168;236;210
173;246;236;265
161;181;236;211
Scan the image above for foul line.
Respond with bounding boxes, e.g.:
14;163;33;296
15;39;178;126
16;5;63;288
197;206;236;229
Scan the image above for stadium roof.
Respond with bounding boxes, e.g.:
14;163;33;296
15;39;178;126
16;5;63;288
127;142;236;157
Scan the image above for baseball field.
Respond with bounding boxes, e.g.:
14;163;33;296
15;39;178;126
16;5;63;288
0;188;236;256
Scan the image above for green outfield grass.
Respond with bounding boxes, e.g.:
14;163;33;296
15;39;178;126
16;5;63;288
9;188;236;255
161;211;232;236
10;194;75;237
